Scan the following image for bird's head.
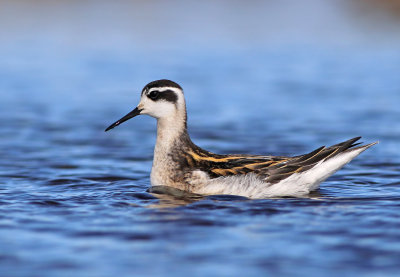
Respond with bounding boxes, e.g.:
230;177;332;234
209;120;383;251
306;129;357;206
105;79;185;131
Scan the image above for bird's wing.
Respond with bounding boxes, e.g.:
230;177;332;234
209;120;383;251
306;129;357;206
261;136;365;184
185;148;289;178
187;137;365;184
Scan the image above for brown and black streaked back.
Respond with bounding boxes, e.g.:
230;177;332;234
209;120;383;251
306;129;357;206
176;136;364;184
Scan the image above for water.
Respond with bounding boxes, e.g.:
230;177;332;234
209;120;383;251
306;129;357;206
1;1;400;276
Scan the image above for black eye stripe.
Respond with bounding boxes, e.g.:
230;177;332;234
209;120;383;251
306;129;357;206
147;89;178;103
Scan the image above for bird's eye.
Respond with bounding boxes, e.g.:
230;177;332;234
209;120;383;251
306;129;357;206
148;90;159;100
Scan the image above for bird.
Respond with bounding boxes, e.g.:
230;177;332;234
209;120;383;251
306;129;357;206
105;79;377;199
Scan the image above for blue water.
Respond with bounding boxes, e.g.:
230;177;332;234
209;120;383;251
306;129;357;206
1;1;400;277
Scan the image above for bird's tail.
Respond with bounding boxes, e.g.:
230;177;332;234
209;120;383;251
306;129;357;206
296;137;378;192
264;137;378;197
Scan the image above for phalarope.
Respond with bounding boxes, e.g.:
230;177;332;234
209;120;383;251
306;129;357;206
105;79;377;198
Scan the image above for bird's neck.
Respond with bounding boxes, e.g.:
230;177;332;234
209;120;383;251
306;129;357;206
151;110;192;187
155;110;189;152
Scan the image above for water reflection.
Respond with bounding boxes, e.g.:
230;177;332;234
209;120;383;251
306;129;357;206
147;186;205;208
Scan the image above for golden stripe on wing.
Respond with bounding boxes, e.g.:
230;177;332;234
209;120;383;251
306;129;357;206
188;150;256;163
243;160;279;170
208;159;289;177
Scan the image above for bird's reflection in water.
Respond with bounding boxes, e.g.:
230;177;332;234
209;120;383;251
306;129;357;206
147;186;206;208
147;186;324;208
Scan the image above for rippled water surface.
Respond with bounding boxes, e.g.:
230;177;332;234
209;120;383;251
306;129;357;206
1;1;400;276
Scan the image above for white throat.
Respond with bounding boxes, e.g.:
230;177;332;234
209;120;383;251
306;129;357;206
156;113;186;149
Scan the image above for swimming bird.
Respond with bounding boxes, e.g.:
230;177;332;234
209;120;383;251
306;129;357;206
105;79;377;198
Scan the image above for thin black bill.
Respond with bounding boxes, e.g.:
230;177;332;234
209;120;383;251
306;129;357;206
105;107;142;131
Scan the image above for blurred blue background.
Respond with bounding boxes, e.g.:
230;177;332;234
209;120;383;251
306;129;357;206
1;1;400;276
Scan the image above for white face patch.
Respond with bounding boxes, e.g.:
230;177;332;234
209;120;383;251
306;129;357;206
139;87;184;119
147;87;178;94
